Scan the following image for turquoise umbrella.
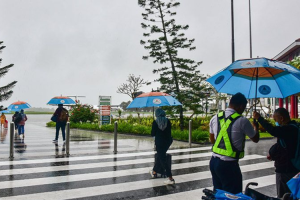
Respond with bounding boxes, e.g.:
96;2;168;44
47;96;76;105
207;57;300;99
8;101;31;111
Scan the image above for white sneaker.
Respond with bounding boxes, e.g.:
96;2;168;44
164;179;175;185
149;170;157;179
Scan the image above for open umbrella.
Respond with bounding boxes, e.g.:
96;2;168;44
47;96;76;105
8;101;31;111
0;110;11;114
127;92;182;108
127;92;182;118
207;57;300;99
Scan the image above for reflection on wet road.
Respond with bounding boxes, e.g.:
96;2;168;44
0;115;278;199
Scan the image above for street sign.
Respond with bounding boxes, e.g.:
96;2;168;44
101;111;110;116
99;96;111;126
102;116;110;121
101;106;111;110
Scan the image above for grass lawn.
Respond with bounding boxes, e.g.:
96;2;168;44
246;132;273;139
5;111;53;115
260;132;273;138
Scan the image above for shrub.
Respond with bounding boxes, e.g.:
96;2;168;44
69;104;97;123
46;121;56;127
99;124;114;132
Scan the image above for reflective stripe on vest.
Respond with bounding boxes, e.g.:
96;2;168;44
212;111;245;159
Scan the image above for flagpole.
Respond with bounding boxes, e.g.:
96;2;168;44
231;0;235;62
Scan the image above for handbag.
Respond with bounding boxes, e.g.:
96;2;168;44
51;115;57;122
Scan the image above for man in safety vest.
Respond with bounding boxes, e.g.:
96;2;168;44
209;92;260;194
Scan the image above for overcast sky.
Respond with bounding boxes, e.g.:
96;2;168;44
0;0;300;108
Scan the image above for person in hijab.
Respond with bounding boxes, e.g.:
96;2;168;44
149;108;174;185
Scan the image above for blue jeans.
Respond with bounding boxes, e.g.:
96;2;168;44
209;156;242;194
55;122;66;141
18;125;25;135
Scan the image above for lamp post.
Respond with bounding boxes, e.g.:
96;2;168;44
231;0;235;62
249;0;252;58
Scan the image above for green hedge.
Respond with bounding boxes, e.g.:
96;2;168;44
46;114;277;143
111;115;212;130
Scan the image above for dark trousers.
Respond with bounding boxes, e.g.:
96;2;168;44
276;172;297;198
153;145;172;178
55;122;66;141
209;156;242;194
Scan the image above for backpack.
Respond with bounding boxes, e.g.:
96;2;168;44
59;108;69;122
14;113;23;124
279;124;300;170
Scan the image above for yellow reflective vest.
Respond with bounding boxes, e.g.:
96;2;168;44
212;111;245;159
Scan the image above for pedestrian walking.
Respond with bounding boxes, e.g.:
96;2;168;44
209;92;260;194
0;113;6;128
17;109;27;138
52;104;69;143
253;108;299;198
149;108;175;185
12;111;19;133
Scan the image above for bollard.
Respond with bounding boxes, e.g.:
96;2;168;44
66;122;70;157
114;121;118;154
189;120;192;148
9;122;14;159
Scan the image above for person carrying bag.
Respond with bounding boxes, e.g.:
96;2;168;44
149;108;174;185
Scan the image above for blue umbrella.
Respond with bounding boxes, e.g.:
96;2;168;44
0;110;11;114
8;101;31;111
127;92;182;108
47;96;76;105
206;57;300;99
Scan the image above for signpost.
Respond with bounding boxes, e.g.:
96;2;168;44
99;96;111;125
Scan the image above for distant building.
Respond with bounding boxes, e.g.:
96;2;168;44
274;38;300;118
274;38;300;62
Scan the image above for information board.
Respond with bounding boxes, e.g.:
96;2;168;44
99;96;111;125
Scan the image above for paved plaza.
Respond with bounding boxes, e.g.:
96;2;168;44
0;115;278;199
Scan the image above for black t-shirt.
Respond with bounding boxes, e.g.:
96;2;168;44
258;117;299;173
151;119;172;148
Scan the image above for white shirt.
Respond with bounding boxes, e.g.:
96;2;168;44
209;108;256;161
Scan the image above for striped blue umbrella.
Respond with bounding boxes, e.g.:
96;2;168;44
127;92;182;108
8;101;31;111
0;110;11;114
206;57;300;99
47;96;76;105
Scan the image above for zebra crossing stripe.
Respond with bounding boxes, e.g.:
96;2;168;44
0;158;274;190
0;154;264;176
0;152;211;175
0;162;275;200
142;175;276;200
0;147;212;166
0;144;131;152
